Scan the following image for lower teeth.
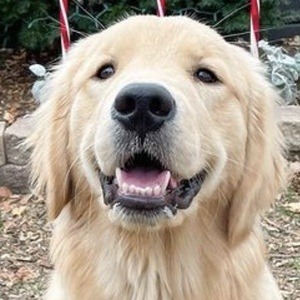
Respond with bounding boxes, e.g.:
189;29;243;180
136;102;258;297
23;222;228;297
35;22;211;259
119;184;164;197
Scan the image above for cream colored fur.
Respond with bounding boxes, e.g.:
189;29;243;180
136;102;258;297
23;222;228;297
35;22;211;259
29;16;285;300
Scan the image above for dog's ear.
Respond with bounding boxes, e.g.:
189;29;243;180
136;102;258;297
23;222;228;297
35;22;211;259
28;35;106;220
28;38;90;220
29;68;73;220
227;48;286;245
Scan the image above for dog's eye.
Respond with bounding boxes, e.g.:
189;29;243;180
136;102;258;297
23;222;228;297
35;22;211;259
195;69;218;83
96;64;115;80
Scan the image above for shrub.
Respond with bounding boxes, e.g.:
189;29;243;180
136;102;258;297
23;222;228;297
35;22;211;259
1;0;299;52
0;0;58;51
259;40;300;105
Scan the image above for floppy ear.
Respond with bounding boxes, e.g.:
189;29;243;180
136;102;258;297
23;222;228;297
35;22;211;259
29;34;108;220
29;69;73;220
227;49;286;245
28;34;102;220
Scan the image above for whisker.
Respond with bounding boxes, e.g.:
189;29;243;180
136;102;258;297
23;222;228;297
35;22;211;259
63;143;95;193
201;147;258;175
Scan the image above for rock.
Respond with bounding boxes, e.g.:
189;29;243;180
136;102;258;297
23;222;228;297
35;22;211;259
0;186;12;197
4;116;33;165
0;164;30;194
289;161;300;174
277;106;300;153
0;122;5;166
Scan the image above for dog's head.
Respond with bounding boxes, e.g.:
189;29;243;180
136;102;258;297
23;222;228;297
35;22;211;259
30;16;285;241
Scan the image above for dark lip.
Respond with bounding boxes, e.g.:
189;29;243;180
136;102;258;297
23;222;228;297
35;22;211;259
99;169;207;216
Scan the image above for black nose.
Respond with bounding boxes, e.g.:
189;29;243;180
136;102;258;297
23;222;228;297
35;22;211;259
113;83;176;136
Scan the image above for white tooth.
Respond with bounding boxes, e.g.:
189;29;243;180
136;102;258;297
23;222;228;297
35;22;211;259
113;203;121;209
116;168;122;185
169;177;178;189
129;185;136;194
145;187;152;196
161;171;171;192
153;185;161;196
163;206;174;218
122;183;128;194
140;188;146;196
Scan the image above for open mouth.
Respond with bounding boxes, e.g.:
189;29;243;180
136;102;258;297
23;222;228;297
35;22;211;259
99;151;206;219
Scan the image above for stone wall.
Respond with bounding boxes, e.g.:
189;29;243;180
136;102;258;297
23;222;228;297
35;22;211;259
277;106;300;159
0;106;300;194
0;117;32;194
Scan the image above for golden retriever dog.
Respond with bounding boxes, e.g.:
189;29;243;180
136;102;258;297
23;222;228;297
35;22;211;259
29;15;285;300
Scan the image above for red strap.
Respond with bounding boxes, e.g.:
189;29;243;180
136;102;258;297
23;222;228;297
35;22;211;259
157;0;166;17
59;0;70;55
251;0;260;41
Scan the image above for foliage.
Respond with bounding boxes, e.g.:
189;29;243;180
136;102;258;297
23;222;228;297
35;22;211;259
259;40;300;105
0;0;58;51
1;0;300;52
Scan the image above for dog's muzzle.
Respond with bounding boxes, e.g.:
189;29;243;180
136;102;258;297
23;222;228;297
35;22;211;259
98;83;206;225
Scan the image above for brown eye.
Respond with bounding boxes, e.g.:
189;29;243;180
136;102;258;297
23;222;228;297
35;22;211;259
195;69;218;83
96;64;115;80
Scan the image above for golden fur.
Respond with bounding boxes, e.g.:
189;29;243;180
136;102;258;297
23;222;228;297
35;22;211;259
29;16;285;299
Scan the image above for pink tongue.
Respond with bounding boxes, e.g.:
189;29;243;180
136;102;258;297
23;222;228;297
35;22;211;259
116;168;170;189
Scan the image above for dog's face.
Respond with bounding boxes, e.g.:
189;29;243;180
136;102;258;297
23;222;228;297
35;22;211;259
71;16;246;229
32;16;284;237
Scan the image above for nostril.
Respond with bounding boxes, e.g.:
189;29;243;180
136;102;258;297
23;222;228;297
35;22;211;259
113;83;176;134
149;97;173;117
114;96;135;115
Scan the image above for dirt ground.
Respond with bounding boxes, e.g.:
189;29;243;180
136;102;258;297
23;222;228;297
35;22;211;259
0;195;51;299
264;167;300;300
0;49;58;123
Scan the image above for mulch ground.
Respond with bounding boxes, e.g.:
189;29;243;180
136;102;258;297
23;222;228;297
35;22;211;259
0;49;57;124
0;195;51;299
263;167;300;300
